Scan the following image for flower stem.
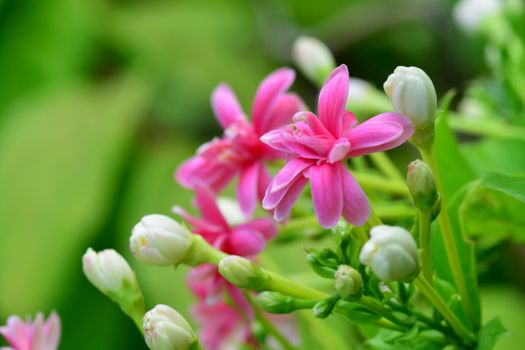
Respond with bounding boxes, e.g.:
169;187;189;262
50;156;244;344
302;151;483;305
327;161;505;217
414;275;475;345
358;296;411;328
419;145;475;328
352;171;410;196
369;152;404;182
418;209;432;283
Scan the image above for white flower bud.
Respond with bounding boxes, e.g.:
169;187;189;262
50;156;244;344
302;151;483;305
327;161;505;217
218;256;268;291
453;0;502;33
383;66;437;129
130;215;192;266
335;265;363;300
359;225;419;282
292;36;336;86
144;305;197;350
82;248;137;295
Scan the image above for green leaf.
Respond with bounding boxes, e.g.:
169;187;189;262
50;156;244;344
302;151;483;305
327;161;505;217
482;172;525;203
476;318;510;350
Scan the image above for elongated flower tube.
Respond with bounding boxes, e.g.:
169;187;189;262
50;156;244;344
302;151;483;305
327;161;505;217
130;214;193;266
0;312;61;350
359;225;419;282
261;64;413;228
144;305;198;350
176;68;304;216
292;36;336;86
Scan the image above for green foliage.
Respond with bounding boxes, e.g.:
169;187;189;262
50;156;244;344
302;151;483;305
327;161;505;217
476;318;509;350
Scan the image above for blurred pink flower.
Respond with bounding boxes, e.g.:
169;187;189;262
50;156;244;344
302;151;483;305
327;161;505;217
176;68;304;216
261;64;413;228
0;312;60;350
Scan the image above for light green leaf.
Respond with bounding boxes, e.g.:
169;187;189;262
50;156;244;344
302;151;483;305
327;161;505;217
483;172;525;203
477;318;510;350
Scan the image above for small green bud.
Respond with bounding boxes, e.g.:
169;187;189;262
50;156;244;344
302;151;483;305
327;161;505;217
359;225;420;283
256;292;295;314
407;160;438;210
334;265;363;301
218;256;268;291
292;36;336;86
313;295;339;319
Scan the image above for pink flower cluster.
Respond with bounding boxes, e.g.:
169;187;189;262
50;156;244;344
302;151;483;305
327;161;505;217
174;65;413;349
0;312;60;350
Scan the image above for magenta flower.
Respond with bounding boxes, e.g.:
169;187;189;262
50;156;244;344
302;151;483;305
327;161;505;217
0;312;60;350
261;64;413;228
176;68;304;216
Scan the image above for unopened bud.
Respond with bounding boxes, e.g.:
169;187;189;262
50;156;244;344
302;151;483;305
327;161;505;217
359;225;419;282
292;36;336;86
453;0;502;33
335;265;363;300
384;66;437;146
144;304;198;350
407;160;438;210
130;214;192;266
313;296;338;319
218;256;268;291
256;292;295;314
82;248;144;318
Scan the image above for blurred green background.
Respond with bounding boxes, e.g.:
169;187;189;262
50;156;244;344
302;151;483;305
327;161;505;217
0;0;524;349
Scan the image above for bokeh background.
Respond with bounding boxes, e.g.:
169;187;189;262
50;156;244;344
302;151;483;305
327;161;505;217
0;0;524;349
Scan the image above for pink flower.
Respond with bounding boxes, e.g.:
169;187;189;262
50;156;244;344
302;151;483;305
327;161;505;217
176;68;304;216
261;65;413;228
0;312;60;350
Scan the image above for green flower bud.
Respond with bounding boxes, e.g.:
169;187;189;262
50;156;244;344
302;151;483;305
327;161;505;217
313;296;338;319
359;225;419;283
407;160;438;210
256;292;295;314
334;265;363;301
143;304;198;350
292;36;336;86
218;256;268;291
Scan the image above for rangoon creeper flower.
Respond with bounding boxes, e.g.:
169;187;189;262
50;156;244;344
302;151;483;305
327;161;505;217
262;65;413;228
383;66;437;130
0;312;61;350
292;36;336;86
143;305;198;350
359;225;419;282
176;68;304;216
130;214;192;266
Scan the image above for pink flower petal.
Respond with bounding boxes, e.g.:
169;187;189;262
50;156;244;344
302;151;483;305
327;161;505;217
229;228;266;256
309;163;343;228
258;93;304;134
257;165;272;203
262;158;314;209
342;111;358;134
211;84;245;129
259;128;293;154
175;156;236;192
317;65;349;137
235;218;277;240
339;163;370;225
237;162;260;217
328;138;351;163
194;185;229;229
273;175;308;221
252;68;295;134
172;206;225;238
346;112;414;157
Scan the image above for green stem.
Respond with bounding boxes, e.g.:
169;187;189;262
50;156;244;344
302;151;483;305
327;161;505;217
264;270;328;300
414;275;475;345
358;296;411;329
353;171;410;196
369;152;405;182
244;293;297;350
418;209;432;283
419;145;475;328
448;114;525;142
